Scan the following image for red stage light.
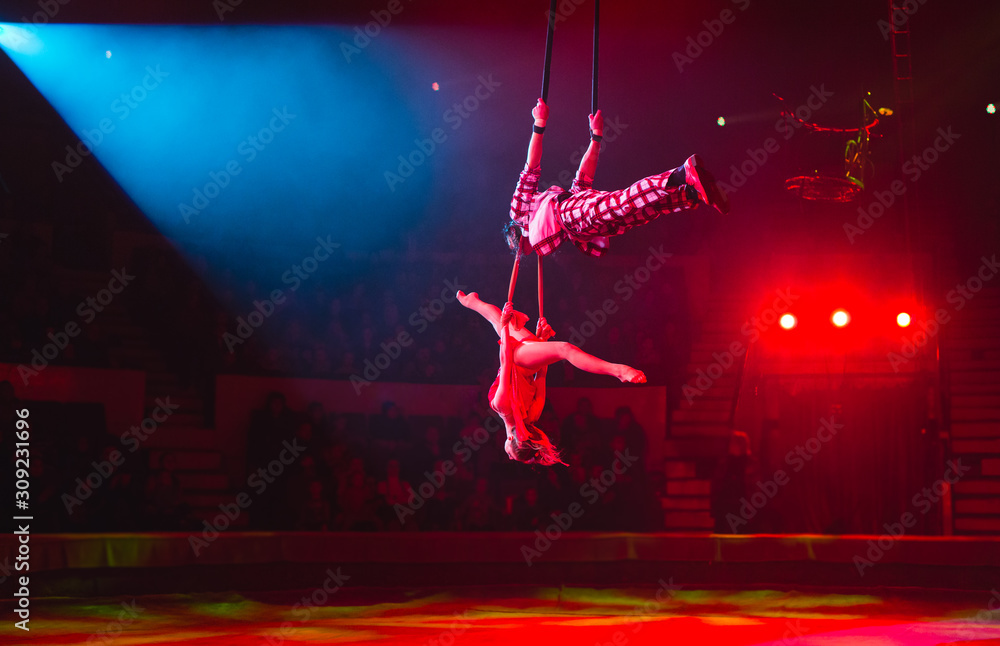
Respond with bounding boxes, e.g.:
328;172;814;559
779;313;797;330
897;312;911;327
831;310;850;327
432;82;440;91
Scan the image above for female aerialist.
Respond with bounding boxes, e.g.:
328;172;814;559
457;290;645;466
507;98;729;257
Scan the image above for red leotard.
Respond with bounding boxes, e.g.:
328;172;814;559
488;337;538;424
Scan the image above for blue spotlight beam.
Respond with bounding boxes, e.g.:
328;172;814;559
0;23;428;255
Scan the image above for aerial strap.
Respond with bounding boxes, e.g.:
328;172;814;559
540;0;557;102
592;0;600;115
508;0;603;322
508;0;559;323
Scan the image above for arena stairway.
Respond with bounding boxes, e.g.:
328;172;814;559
942;283;1000;534
52;266;233;527
660;289;753;531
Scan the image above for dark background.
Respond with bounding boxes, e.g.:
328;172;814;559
0;0;996;535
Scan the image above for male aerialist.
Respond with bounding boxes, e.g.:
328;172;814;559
507;98;729;257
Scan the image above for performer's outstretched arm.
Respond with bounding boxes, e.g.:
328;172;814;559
509;99;550;250
525;98;549;170
574;110;603;187
526;366;547;422
491;303;518;415
525;317;555;421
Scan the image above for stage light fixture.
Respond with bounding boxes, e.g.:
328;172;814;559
717;116;725;126
988;104;996;115
779;313;797;330
831;309;850;327
896;312;911;327
105;50;112;58
432;82;439;91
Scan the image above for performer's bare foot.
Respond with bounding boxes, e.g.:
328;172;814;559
457;290;478;307
618;366;646;384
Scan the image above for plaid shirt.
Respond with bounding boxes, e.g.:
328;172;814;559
510;164;697;257
509;165;610;257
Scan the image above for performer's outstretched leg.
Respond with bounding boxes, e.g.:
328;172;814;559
564;168;693;238
513;341;645;383
458;290;644;382
457;290;502;334
457;290;531;338
562;156;728;239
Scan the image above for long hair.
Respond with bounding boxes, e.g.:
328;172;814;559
508;422;566;466
503;220;525;257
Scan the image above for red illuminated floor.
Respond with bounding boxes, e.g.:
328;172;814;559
4;586;1000;645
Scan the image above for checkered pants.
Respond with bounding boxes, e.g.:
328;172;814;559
559;168;698;238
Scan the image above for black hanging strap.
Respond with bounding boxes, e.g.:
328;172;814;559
541;0;558;101
592;0;600;114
